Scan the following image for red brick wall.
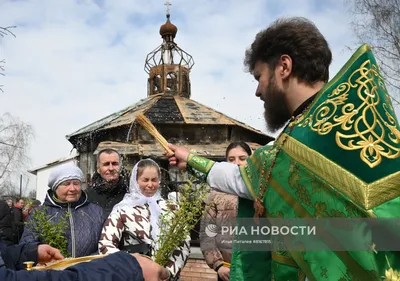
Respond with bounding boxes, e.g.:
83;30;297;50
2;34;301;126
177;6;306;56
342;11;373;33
180;258;217;281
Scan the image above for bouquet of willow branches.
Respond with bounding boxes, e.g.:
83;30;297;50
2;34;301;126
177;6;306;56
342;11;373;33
154;178;210;266
27;207;70;257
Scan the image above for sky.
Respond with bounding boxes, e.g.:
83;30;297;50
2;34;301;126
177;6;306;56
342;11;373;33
0;0;391;192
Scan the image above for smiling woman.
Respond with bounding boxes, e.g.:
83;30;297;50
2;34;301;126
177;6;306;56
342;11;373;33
19;164;105;258
55;179;81;202
98;158;190;281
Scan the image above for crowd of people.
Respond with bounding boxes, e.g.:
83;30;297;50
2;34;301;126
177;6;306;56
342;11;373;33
0;148;181;281
1;15;399;281
0;141;250;281
0;197;39;246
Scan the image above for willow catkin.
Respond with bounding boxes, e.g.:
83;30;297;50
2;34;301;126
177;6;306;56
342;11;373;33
136;113;173;154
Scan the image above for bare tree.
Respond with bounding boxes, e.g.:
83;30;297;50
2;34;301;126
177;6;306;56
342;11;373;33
0;26;34;197
28;189;37;199
0;182;19;198
347;0;400;104
0;26;16;93
0;113;34;196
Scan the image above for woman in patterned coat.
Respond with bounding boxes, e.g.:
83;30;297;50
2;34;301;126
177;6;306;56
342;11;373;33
99;159;190;281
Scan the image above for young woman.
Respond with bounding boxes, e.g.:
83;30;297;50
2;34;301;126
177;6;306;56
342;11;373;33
99;159;190;281
200;142;252;281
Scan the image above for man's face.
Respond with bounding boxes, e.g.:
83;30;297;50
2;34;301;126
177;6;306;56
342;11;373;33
253;61;291;132
17;199;25;208
97;152;120;182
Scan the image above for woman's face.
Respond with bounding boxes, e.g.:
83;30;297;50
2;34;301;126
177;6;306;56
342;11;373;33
138;167;160;197
227;146;249;167
55;180;81;202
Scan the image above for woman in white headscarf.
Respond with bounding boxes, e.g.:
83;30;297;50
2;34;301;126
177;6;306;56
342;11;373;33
98;159;190;281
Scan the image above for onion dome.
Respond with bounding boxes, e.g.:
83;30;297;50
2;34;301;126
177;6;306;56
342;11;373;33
159;14;177;39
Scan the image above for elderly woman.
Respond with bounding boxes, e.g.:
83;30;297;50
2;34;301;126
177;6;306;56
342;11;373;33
20;164;104;258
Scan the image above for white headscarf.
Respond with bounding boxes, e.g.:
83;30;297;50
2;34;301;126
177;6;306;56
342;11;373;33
113;159;162;242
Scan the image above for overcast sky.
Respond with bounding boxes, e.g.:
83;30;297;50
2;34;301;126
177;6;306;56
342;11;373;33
0;0;388;191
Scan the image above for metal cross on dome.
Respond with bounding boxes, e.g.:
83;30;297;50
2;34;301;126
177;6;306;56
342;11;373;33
164;0;171;15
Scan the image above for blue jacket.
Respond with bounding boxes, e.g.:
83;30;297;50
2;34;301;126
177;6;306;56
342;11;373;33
0;242;144;281
20;190;104;257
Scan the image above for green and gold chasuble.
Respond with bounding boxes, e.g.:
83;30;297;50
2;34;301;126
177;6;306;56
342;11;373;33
188;44;400;281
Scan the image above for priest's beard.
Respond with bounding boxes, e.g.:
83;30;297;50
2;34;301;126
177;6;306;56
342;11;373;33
263;74;291;133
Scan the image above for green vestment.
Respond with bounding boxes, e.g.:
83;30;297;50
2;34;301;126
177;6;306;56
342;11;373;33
188;44;400;281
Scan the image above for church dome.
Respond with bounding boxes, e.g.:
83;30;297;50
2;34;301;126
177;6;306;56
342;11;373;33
159;15;177;39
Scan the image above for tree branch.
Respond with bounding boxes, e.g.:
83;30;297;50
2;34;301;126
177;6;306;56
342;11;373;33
347;0;400;97
0;140;23;149
0;26;16;38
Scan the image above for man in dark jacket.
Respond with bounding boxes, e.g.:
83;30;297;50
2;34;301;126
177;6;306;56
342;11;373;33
13;198;25;243
0;200;15;246
86;149;129;217
0;241;169;281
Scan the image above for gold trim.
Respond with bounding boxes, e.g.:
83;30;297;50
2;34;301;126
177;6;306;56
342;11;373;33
298;270;307;281
279;133;400;210
268;181;316;280
239;146;279;202
239;165;257;200
296;59;400;168
187;154;215;174
294;44;400;169
269;179;380;281
271;252;298;268
272;252;308;281
311;44;371;109
290;45;372;126
287;250;317;281
270;179;313;219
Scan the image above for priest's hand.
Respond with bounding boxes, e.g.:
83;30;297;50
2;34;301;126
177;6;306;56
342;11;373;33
132;254;170;281
37;244;64;263
167;144;189;170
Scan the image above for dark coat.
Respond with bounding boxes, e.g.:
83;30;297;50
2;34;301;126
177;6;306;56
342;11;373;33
20;190;104;258
86;171;129;217
0;201;15;246
0;242;144;281
13;206;24;243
